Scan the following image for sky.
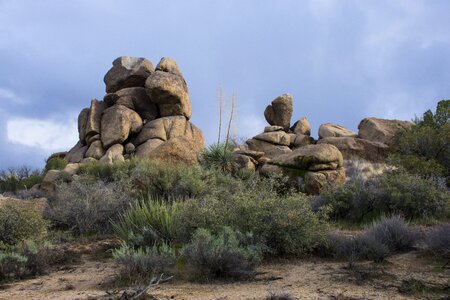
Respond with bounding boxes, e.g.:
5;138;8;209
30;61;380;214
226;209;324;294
0;0;449;169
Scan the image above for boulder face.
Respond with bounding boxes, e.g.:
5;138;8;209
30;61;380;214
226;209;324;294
155;57;183;77
254;131;290;146
101;105;143;148
66;142;88;163
85;99;106;140
143;136;203;165
104;56;154;93
291;117;311;136
145;71;192;119
78;108;90;143
318;123;357;139
358;117;413;149
317;137;389;162
264;93;293;130
246;138;292;158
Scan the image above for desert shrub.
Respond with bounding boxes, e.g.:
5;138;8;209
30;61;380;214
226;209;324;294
0;251;27;280
365;215;419;252
423;223;450;259
265;290;296;300
44;157;67;172
318;171;449;222
182;227;262;279
0;204;48;247
113;242;176;283
113;196;180;248
46;180;131;234
176;182;327;255
15;240;54;276
199;142;234;173
0;166;43;193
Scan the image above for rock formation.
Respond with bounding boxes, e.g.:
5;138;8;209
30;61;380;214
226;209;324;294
57;56;204;174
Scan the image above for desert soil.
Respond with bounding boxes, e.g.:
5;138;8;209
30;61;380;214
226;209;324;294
0;238;448;300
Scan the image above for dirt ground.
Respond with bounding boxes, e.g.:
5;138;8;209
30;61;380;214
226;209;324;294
0;238;448;300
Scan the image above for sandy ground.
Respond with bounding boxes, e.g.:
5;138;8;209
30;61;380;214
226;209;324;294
1;244;448;300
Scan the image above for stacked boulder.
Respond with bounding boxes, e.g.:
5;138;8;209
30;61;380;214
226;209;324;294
233;94;414;194
234;93;344;194
42;56;204;194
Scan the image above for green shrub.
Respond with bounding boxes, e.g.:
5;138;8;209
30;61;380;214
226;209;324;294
0;251;27;280
0;204;48;247
199;143;234;173
113;242;176;284
44;157;67;172
265;290;296;300
46;180;131;234
113;196;180;248
424;223;450;259
182;227;262;279
176;182;327;255
318;171;449;222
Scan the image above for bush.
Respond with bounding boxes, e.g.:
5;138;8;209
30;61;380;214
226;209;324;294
0;204;48;247
113;242;176;283
423;223;450;259
182;227;262;279
199;142;234;173
0;166;43;193
0;251;27;281
365;215;419;252
176;181;327;255
44;157;67;172
266;290;296;300
113;196;180;248
46;180;131;234
318;171;449;222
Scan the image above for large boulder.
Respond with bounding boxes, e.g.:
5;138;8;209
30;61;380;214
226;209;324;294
254;131;290;146
155;57;183;77
77;108;90;144
40;170;62;194
99;144;125;165
358;117;413;149
233;154;257;173
144;136;203;165
135;139;165;157
263;93;293;130
290;133;313;148
271;144;343;171
101;105;143;148
317;137;389;162
291;117;311;136
134;116;203;147
85;140;105;160
104;56;154;93
85;99;106;139
65;142;88;163
304;168;346;195
104;87;158;122
145;70;192;119
318;123;357;139
246;138;292;158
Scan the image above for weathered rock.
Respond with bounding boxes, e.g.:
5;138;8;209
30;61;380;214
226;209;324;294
65;142;88;163
104;56;154;93
271;144;343;171
101;105;143;148
246;138;292;158
254;131;290;146
233;149;265;160
144;136;203;165
135;139;164;157
40;170;61;194
62;163;79;176
134;116;203;147
78;108;90;143
259;164;284;177
233;154;257;173
125;142;136;154
317;137;389;162
291;117;311;136
145;70;191;119
104;87;158;121
81;157;97;164
87;134;100;146
99;144;124;165
304;168;346;195
85;140;105;160
264;125;284;133
155;57;183;77
291;134;313;147
318;123;357;139
85;99;106;139
358;117;413;149
263;93;293;130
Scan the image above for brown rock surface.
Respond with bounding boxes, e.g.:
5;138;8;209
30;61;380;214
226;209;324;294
358;117;413;149
263;93;293;130
104;56;154;93
101;105;143;148
317;137;389;162
318;123;357;139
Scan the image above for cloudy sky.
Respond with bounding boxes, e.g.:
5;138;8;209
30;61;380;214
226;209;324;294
1;0;449;168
